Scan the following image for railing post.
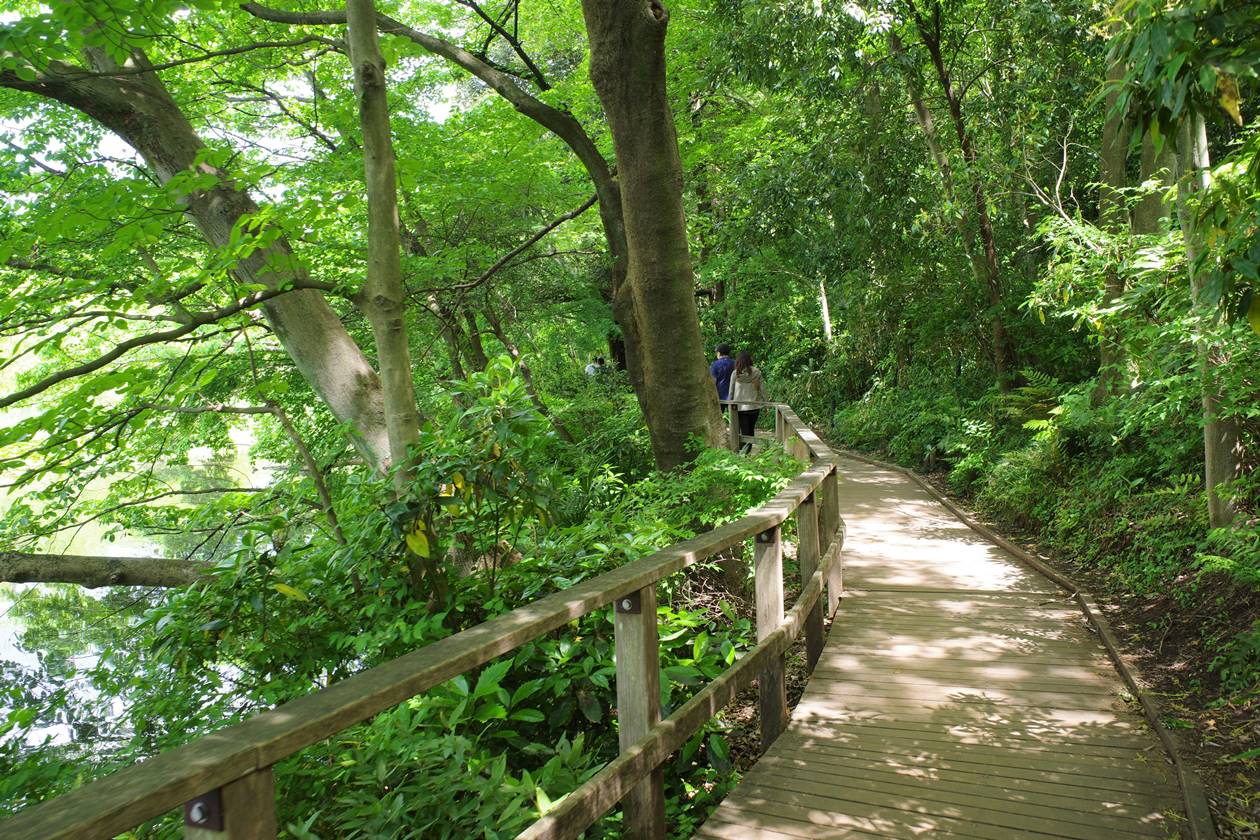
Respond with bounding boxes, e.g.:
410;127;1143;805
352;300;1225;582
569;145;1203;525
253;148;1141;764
819;467;844;617
727;403;740;452
796;493;825;671
774;406;785;443
183;767;276;840
614;586;666;840
754;525;787;751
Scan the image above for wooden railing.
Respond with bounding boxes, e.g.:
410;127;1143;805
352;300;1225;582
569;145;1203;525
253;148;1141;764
1;405;844;840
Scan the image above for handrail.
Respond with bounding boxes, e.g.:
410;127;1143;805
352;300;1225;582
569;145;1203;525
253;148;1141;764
0;405;844;840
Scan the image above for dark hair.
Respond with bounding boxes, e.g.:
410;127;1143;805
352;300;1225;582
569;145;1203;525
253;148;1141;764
735;350;753;375
716;343;732;356
595;356;605;364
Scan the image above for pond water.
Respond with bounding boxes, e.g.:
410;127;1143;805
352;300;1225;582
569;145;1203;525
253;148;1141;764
0;428;274;747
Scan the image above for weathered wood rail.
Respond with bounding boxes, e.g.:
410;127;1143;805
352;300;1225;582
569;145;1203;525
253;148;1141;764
0;405;844;840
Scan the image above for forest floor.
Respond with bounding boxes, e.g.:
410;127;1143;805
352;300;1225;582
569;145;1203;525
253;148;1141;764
909;469;1260;839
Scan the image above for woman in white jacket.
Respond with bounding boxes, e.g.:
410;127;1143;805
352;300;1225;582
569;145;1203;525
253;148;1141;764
731;350;767;453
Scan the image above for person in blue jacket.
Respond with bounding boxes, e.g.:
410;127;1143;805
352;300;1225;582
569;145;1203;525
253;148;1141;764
710;343;736;401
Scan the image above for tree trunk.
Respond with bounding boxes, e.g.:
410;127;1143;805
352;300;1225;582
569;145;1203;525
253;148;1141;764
1133;131;1176;235
819;278;833;342
890;30;1012;388
427;295;469;381
1094;55;1131;402
915;14;1014;389
1176;115;1241;529
463;308;490;372
1;56;393;471
580;0;725;469
346;0;423;478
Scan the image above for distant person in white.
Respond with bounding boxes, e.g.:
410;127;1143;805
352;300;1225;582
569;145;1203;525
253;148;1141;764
731;350;767;453
585;356;606;376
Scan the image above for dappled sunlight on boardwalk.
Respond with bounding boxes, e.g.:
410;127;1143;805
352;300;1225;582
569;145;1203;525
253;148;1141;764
696;456;1182;839
837;459;1049;593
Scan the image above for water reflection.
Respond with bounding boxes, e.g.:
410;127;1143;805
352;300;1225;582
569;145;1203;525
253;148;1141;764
0;429;273;749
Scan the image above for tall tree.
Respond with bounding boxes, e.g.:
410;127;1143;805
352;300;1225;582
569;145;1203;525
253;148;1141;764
1109;0;1255;527
579;0;725;469
345;0;421;477
909;1;1015;388
1095;43;1133;401
242;1;718;470
1176;114;1241;528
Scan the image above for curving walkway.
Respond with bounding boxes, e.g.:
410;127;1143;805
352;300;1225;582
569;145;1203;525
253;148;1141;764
697;455;1182;839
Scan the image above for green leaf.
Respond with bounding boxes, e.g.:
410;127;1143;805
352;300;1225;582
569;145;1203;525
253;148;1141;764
474;659;512;698
664;665;703;686
693;631;710;660
707;733;732;773
510;708;545;723
406;522;430;557
273;583;309;602
578;693;602;723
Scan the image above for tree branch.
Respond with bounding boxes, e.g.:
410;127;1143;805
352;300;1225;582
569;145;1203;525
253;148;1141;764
39;486;262;537
55;37;341;78
453;0;550;89
0;286;314;410
446;193;597;292
240;4;617;204
223;80;341;152
0;551;208;588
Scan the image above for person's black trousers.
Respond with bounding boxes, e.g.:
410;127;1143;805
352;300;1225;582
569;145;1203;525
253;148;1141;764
738;408;760;452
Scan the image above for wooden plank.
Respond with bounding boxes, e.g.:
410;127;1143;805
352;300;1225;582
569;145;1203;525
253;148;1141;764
836;589;1081;607
753;753;1170;811
807;666;1118;695
742;765;1166;818
817;643;1115;667
838;589;1079;605
817;642;1115;667
798;679;1131;713
698;813;895;840
708;798;1074;840
785;715;1159;753
826;627;1109;650
833;608;1087;626
726;779;1166;840
757;739;1176;794
835;603;1088;621
755;524;787;751
769;728;1172;781
184;767;276;840
788;704;1157;747
795;492;824;671
614;586;665;840
819;468;843;616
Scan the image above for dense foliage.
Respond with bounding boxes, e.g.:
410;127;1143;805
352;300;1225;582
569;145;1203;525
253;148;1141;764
1;0;1259;835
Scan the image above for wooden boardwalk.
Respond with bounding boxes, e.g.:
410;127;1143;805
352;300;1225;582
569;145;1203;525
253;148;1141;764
698;455;1182;839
